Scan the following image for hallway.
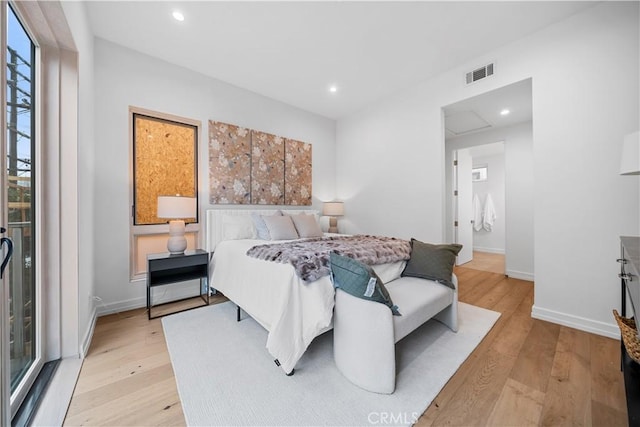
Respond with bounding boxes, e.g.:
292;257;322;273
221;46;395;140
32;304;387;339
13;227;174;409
459;251;505;275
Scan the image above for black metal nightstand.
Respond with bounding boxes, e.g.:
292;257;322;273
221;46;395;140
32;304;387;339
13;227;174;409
147;249;210;319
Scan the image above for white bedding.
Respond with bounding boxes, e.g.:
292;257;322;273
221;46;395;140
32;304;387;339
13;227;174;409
210;238;406;373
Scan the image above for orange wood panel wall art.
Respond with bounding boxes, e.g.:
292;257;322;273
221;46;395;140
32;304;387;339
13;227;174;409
133;114;197;224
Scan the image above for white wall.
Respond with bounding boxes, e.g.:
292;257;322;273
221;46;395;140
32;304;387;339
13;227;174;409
472;152;506;254
336;2;639;337
93;39;336;314
504;124;534;281
59;1;95;356
446;122;534;280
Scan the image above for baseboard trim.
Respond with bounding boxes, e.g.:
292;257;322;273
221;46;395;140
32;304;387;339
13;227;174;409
80;306;97;359
96;284;203;316
506;269;534;282
531;305;620;339
96;298;144;316
473;247;505;255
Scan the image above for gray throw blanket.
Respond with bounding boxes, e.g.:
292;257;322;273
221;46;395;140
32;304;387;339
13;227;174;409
246;235;411;283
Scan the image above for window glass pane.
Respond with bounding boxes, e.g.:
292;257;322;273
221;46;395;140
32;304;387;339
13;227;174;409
6;3;36;393
133;114;198;225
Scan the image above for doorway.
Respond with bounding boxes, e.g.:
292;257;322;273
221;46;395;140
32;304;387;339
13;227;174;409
443;79;534;280
454;142;506;272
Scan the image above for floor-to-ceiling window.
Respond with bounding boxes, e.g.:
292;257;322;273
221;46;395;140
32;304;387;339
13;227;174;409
1;1;81;423
4;2;41;417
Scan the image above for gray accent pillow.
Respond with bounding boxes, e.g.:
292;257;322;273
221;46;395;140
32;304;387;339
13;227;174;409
262;215;299;240
252;211;282;240
401;239;462;289
330;252;400;316
290;213;323;238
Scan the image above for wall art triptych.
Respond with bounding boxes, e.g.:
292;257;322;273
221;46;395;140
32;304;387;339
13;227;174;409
208;120;312;205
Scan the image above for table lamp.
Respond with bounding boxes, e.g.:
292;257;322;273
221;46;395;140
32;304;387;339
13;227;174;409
157;195;197;254
323;201;344;233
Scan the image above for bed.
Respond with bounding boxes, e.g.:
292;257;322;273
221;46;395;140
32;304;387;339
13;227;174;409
205;209;407;374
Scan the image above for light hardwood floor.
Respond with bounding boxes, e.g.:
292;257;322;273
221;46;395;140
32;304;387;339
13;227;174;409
64;270;627;426
459;251;505;275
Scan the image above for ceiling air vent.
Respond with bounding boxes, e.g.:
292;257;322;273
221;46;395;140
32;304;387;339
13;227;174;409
466;63;494;85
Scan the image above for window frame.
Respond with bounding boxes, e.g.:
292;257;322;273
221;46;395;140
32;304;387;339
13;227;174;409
131;112;199;226
4;1;45;418
128;107;201;281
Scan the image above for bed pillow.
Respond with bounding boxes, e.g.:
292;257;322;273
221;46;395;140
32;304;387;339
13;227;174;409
252;211;282;240
262;215;299;240
330;252;400;316
401;239;462;289
222;215;255;240
289;213;323;238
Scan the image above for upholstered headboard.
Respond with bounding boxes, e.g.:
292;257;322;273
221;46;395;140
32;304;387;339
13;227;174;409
205;208;320;252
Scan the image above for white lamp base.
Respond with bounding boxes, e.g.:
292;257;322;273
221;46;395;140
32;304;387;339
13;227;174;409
328;217;338;234
167;220;187;254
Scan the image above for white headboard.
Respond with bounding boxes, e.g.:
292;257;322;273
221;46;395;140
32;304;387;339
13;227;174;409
205;208;320;252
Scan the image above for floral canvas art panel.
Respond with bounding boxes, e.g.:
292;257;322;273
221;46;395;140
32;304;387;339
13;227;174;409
251;130;285;205
209;121;251;204
284;139;312;206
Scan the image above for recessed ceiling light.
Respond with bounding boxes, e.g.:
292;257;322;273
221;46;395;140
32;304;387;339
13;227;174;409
172;11;185;21
500;109;510;116
329;85;338;93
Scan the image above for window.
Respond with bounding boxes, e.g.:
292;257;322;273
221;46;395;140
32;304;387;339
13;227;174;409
132;113;198;225
3;2;43;418
130;108;200;280
472;166;488;182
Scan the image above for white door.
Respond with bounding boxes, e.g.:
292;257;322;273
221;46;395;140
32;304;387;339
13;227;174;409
454;149;473;265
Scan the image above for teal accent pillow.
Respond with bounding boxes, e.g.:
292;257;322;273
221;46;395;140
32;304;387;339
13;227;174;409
330;252;400;316
401;239;462;289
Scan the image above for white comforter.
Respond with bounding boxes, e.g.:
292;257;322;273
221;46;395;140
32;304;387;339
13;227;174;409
209;238;405;373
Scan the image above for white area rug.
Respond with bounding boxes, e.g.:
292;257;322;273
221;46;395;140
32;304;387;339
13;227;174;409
162;301;500;426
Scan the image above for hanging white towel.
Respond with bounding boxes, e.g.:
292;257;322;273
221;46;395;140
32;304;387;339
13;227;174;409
472;193;483;231
483;194;497;232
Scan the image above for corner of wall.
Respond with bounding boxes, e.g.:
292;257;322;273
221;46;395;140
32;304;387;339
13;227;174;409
80;305;97;358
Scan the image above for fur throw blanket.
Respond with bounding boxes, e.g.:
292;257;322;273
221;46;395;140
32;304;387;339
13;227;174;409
246;235;411;283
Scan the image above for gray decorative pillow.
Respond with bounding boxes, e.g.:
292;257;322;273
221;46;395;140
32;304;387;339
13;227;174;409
330;252;400;315
401;239;462;289
262;215;299;240
290;213;323;238
252;211;282;240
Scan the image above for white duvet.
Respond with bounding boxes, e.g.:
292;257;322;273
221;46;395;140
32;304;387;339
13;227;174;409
209;238;406;373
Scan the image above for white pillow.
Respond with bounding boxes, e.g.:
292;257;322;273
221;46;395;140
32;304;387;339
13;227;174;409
262;215;299;240
222;215;255;240
289;213;323;238
251;211;282;240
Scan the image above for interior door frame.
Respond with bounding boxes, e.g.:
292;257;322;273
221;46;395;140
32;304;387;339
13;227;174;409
453;148;474;265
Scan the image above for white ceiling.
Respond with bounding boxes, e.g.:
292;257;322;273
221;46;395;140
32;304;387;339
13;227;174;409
84;1;595;120
444;78;532;138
